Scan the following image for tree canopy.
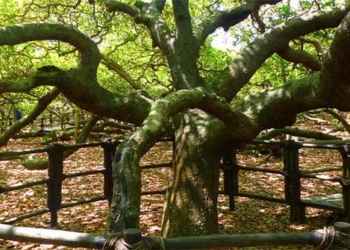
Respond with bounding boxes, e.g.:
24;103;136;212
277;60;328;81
1;0;350;238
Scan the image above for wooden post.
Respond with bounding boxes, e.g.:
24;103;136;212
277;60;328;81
40;117;45;130
341;144;350;221
47;144;65;228
49;113;53;126
74;107;80;141
283;140;304;223
102;140;117;205
222;148;237;211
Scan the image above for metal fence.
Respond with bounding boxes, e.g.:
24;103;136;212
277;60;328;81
221;139;350;223
1;139;350;227
0;138;173;227
0;140;119;227
2;139;350;248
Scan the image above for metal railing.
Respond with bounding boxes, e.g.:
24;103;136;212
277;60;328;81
221;140;350;223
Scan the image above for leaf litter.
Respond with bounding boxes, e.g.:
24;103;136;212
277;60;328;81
0;133;346;249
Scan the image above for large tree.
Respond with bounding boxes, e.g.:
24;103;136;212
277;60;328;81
1;0;350;237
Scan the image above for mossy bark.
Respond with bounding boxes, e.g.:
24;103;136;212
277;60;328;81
161;110;227;237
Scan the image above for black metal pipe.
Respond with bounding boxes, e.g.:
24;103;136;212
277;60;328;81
162;231;323;249
0;224;325;249
0;224;106;249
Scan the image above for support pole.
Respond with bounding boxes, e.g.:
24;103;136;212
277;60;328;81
74;107;80;141
341;144;350;221
47;144;65;228
283;140;303;222
102;139;117;205
0;224;105;249
222;148;237;211
1;223;350;249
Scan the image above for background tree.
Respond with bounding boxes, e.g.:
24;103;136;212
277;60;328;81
1;0;350;238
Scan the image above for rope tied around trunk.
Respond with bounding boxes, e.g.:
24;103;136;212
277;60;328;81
102;233;165;250
315;226;336;250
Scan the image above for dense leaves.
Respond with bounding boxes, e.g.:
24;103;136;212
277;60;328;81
0;120;346;249
1;0;350;240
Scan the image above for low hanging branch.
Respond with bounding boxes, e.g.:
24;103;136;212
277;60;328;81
108;88;208;232
21;114;102;170
108;87;255;232
323;109;350;134
1;222;350;249
101;56;142;90
0;88;61;147
257;126;340;141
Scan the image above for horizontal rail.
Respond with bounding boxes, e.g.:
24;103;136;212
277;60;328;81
62;142;104;149
236;192;286;204
299;173;341;182
251;140;284;146
60;196;107;209
237;165;286;175
301;200;344;212
253;139;350;149
141;162;172;169
61;140;121;150
0;137;174;228
301;167;342;174
0;147;49;157
162;231;323;249
300;139;350;146
0;224;329;249
0;178;49;193
64;169;105;179
141;190;166;195
3;208;49;224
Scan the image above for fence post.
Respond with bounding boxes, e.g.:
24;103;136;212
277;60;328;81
102;140;117;205
341;144;350;221
47;144;65;228
222;148;238;211
283;140;303;223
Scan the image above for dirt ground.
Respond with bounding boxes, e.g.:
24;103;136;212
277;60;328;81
0;125;347;249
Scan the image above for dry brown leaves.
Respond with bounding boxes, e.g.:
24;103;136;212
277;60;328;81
0;130;346;249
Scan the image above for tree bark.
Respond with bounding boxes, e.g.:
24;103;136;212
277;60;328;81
161;110;227;237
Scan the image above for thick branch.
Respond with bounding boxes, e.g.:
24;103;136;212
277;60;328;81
21;114;102;170
104;0;138;16
0;24;100;76
0;78;40;93
108;87;255;232
279;46;322;71
220;7;349;100
323;109;350;134
0;88;60;147
257;127;339;141
195;0;282;46
0;69;152;125
236;73;325;130
172;0;193;42
153;0;166;12
132;2;173;51
56;70;152;125
101;56;141;90
235;8;350;131
298;37;324;56
318;9;350;105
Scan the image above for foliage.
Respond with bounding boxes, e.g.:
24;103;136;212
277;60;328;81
1;0;350;241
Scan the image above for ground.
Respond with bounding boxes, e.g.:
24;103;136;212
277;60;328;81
0;120;347;250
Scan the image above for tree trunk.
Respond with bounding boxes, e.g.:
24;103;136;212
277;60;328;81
161;110;226;237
